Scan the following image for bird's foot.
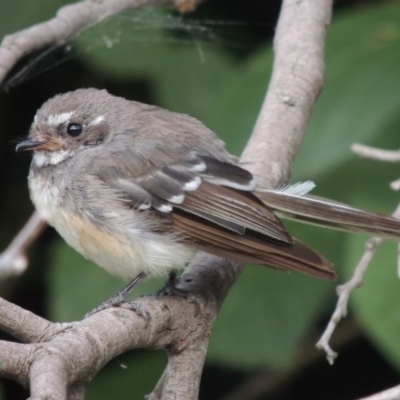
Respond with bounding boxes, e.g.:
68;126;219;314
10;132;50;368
157;270;201;316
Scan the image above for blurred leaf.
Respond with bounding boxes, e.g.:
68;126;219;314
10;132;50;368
86;351;166;400
294;2;400;181
0;0;70;39
208;266;334;368
204;48;272;156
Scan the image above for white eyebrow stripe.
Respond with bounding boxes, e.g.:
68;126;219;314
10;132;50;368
89;115;105;125
47;112;74;126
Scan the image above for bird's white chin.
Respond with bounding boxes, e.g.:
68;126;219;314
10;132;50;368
33;150;74;167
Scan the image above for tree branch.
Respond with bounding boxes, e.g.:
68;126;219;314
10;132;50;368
352;143;400;163
0;211;46;282
241;0;329;186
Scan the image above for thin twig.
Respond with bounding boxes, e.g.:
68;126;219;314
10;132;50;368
317;202;400;364
319;140;400;362
0;211;46;281
352;143;400;162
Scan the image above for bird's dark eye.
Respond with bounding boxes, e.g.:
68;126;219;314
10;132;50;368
66;123;83;137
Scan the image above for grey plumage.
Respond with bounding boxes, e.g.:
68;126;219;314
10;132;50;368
162;165;201;191
200;156;255;190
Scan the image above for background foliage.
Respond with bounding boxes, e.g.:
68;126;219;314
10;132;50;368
1;1;400;399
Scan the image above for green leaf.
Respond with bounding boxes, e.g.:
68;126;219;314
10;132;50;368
203;48;272;156
86;351;166;400
208;266;334;368
0;0;70;39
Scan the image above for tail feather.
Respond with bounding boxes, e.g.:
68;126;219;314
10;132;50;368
173;211;335;281
255;189;400;241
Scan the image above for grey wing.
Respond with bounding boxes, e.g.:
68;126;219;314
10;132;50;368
96;150;292;244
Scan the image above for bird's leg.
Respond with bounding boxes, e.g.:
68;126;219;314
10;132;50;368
157;269;200;315
85;272;147;318
157;269;180;296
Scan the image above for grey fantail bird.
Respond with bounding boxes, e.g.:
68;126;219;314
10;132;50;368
15;88;400;300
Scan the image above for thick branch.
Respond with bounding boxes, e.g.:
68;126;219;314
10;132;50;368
241;0;330;187
0;297;55;343
1;294;210;390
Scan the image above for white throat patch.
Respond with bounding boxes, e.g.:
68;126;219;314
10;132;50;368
33;150;74;167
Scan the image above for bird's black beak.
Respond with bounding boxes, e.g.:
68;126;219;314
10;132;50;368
16;138;43;152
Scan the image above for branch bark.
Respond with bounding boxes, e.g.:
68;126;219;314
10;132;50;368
241;0;328;187
0;0;332;399
357;384;400;400
0;211;46;281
